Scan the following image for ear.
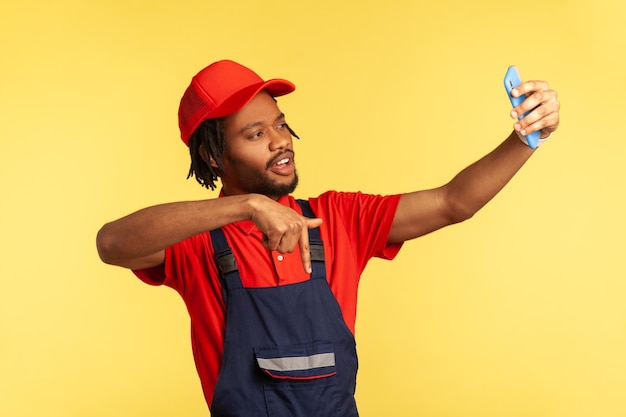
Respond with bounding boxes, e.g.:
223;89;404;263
200;144;219;169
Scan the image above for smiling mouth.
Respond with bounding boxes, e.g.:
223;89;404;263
267;151;295;169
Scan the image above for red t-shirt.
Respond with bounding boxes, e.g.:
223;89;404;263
133;190;403;405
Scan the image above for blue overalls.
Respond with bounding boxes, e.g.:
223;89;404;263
209;200;360;417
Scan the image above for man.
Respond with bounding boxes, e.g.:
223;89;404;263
97;60;560;416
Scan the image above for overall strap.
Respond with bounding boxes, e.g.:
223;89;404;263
210;227;243;305
296;199;326;280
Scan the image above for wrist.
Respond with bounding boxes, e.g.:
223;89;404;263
515;130;552;148
244;193;269;221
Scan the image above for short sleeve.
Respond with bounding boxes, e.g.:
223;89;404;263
309;191;403;272
132;233;218;297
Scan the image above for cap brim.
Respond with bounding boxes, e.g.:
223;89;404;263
207;78;295;119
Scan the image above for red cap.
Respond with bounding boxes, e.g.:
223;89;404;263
177;60;296;145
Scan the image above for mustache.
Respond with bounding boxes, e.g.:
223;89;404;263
266;150;295;169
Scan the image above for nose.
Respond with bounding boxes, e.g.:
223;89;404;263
268;127;291;151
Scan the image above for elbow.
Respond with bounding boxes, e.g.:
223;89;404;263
444;197;479;225
96;224;120;265
446;210;475;226
452;205;477;224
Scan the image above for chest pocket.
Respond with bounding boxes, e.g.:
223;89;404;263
256;341;341;417
255;342;336;380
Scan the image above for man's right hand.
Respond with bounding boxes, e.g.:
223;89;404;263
248;195;323;274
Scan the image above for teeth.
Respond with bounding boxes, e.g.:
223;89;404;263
276;158;289;166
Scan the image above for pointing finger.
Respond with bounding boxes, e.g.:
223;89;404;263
299;218;323;274
299;224;312;274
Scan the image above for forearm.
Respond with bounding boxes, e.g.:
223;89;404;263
96;194;261;266
390;76;559;244
443;131;534;221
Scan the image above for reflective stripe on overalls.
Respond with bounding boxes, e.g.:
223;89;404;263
209;200;359;417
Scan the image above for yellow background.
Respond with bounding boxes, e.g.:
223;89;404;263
2;0;625;416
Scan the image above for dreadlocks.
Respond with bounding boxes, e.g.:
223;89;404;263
187;118;226;190
186;116;300;191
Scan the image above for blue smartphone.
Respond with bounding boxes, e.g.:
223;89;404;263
504;66;540;149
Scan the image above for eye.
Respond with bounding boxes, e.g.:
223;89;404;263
248;130;264;140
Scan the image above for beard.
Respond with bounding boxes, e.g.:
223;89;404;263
221;153;299;199
250;170;299;199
